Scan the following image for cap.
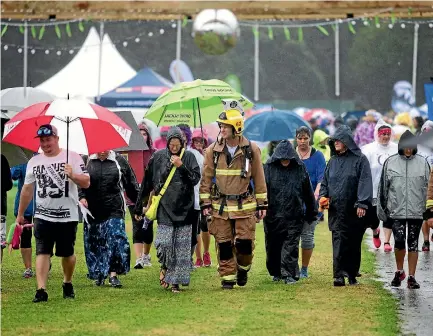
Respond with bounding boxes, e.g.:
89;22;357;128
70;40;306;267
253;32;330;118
35;124;58;138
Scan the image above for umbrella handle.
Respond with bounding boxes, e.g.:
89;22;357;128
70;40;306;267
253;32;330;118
65;180;69;197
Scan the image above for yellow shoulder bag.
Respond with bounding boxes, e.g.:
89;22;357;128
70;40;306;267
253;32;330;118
145;148;185;221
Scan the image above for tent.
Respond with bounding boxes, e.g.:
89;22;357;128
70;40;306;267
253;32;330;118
98;67;173;108
113;111;150;183
37;28;136;99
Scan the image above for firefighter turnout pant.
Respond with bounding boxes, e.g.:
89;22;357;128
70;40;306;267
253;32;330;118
209;216;256;283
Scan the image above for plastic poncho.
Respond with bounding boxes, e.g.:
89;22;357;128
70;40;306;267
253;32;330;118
361;120;398;199
313;130;331;162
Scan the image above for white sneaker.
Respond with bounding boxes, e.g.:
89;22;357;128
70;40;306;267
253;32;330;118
134;257;144;269
141;254;152;267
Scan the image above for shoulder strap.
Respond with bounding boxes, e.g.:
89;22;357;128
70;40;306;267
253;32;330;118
159;148;185;197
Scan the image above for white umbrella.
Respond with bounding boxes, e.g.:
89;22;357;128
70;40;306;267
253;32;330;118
0;87;57;114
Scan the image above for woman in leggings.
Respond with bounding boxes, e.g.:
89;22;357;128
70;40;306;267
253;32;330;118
377;131;430;289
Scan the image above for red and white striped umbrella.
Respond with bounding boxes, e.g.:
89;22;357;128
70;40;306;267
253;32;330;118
2;99;131;155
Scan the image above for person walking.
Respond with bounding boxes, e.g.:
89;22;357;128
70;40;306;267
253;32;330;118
295;126;326;278
135;127;200;293
377;130;430;289
361;120;398;252
191;129;212;268
200;106;268;289
132;122;156;268
264;140;317;284
17;124;90;302
418;121;433;251
79;150;139;288
1;154;13;262
319;125;373;286
11;163;35;277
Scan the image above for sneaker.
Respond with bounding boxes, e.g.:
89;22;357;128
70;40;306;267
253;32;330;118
95;275;105;286
284;277;297;285
422;241;430;252
391;271;405;287
221;281;235;289
141;254;152;267
203;252;212;267
109;276;122;288
23;268;33;278
348;277;359;286
373;229;381;248
272;276;282;282
237;268;248;287
33;288;48;303
134;257;144;269
194;258;203;268
384;242;393;253
407;276;420;289
62;282;75;299
300;267;308;279
333;277;345;287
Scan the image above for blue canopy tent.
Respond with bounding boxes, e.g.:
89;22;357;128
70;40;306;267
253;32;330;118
98;67;173;108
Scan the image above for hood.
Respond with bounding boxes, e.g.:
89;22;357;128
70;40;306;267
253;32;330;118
421;120;433;133
373;119;394;144
267;140;302;166
166;126;185;153
329;125;361;156
313;129;329;146
138;122;154;149
398;130;417;155
192;129;209;143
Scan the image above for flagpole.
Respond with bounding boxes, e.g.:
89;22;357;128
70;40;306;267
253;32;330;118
411;23;419;100
23;21;28;97
254;23;259;101
96;21;104;101
175;19;182;82
334;20;340;97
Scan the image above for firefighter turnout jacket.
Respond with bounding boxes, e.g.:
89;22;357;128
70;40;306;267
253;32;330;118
200;136;268;219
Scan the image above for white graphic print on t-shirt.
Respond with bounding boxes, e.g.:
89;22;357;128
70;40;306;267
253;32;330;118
25;150;88;222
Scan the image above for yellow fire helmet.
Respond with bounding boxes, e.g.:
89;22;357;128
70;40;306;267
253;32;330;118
217;109;244;135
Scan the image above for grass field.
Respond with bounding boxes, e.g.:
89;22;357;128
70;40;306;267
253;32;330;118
1;187;400;336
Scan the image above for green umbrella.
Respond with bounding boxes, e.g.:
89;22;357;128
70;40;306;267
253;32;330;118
144;79;254;128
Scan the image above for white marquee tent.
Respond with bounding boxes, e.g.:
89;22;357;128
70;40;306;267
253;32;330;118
37;27;137;100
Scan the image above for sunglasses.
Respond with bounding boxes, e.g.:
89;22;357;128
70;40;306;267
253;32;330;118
37;126;56;136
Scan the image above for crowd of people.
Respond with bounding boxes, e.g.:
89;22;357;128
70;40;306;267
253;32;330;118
1;102;433;302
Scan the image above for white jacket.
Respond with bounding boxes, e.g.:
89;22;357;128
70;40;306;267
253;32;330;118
189;148;204;210
361;120;398;199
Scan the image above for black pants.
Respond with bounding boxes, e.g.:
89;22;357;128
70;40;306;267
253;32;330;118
332;227;365;279
265;221;303;279
392;219;423;252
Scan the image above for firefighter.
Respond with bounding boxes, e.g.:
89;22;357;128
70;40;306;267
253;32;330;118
200;106;268;290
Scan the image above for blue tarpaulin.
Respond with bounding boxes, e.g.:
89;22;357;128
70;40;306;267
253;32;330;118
424;83;433;121
98;67;173;108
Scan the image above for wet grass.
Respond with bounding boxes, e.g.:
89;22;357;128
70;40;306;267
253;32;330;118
1;187;399;336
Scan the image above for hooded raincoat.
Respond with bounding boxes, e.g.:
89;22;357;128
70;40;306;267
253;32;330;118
377;131;430;222
134;127;201;226
313;130;331;162
264;141;317;279
361;119;398;200
319;126;373;280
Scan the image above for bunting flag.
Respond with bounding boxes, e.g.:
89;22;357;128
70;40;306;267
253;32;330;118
284;27;291;40
268;27;274;40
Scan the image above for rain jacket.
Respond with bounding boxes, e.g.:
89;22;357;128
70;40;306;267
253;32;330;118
264;140;317;227
313;130;331;162
135;127;201;225
377;130;430;221
200;136;267;219
361;120;398;199
79;151;139;224
1;154;12;216
11;164;34;217
319;126;373;231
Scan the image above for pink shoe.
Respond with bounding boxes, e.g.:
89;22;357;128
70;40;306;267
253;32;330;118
372;229;381;248
399;270;406;281
384;243;392;253
194;259;203;268
203;252;212;267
